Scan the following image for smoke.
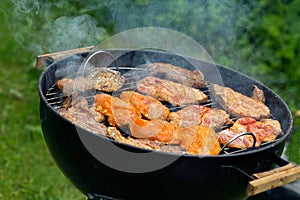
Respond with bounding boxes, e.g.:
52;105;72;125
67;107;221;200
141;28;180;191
7;0;252;67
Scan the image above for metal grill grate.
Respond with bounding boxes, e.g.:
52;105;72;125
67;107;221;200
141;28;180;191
45;66;279;155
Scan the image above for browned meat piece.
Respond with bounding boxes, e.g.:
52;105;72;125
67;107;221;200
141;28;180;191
56;68;125;95
89;105;106;122
129;118;220;155
168;105;232;130
252;84;266;103
107;127;184;153
200;108;233;130
120;91;170;120
56;77;92;95
180;125;221;155
147;62;207;87
94;93;141;127
129;119;181;144
57;97;107;136
211;84;271;120
136;76;208;106
87;68;125;92
217;117;282;149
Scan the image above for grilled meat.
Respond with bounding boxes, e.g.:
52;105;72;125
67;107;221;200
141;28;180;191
88;68;125;92
169;105;210;127
56;77;92;95
120;91;170;120
57;97;107;136
147;62;207;87
107;127;184;153
211;84;271;120
216;129;261;149
136;76;208;106
129;118;220;155
94;93;140;127
168;105;233;130
252;84;266;103
217;117;282;149
129;119;181;144
56;68;125;95
180;125;221;155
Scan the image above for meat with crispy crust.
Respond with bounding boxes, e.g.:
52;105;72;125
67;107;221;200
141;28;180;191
147;62;207;87
211;84;271;120
56;68;125;95
136;76;208;106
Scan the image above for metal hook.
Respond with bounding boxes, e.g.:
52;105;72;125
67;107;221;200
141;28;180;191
219;132;257;155
82;50;119;74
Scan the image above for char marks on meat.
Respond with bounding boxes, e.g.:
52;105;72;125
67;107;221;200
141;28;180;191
211;84;271;120
147;62;207;87
136;76;208;106
168;105;233;130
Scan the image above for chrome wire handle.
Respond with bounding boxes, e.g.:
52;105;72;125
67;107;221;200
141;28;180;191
82;50;119;74
219;132;257;155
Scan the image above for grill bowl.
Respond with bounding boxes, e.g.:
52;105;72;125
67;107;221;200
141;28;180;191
38;49;294;200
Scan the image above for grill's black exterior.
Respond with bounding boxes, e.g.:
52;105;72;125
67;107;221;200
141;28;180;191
38;50;294;200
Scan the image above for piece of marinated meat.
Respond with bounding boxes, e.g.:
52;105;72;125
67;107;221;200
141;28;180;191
57;97;107;136
94;93;140;127
169;105;210;127
180;125;221;155
168;105;232;130
238;117;282;142
120;91;170;120
56;77;92;95
136;76;208;106
252;84;266;103
211;84;271;120
88;68;125;92
129;119;181;144
129;118;220;155
200;108;233;130
107;127;184;153
147;62;207;87
217;117;282;149
56;68;125;95
216;129;261;149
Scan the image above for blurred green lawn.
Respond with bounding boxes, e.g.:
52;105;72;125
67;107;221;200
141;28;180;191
0;7;85;200
0;1;299;199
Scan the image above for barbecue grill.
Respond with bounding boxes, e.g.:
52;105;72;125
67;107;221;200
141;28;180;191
36;46;300;200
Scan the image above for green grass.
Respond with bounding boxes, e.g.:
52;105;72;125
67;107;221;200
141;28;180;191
0;6;85;200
